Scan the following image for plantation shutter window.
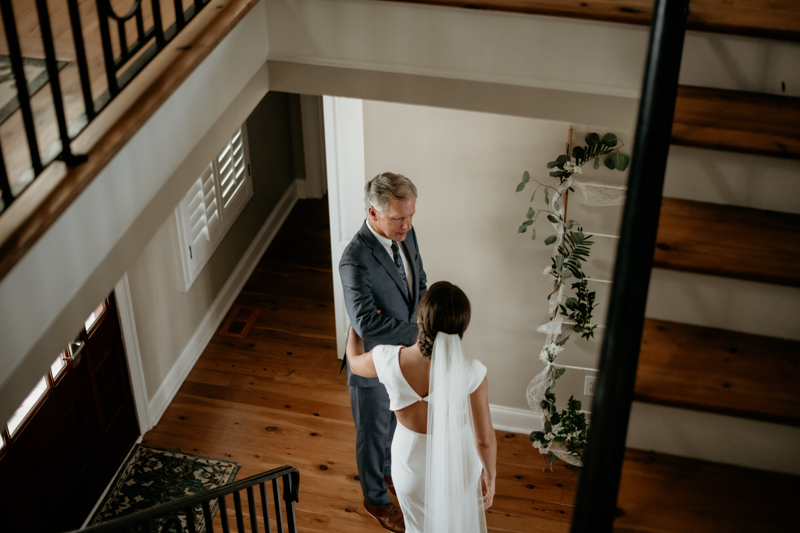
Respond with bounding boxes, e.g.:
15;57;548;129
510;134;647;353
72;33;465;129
176;126;252;290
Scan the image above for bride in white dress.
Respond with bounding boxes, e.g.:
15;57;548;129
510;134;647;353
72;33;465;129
346;281;497;533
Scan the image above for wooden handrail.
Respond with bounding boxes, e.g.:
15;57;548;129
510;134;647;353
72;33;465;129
0;0;260;282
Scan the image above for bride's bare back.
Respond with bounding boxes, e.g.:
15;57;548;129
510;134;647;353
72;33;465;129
395;345;431;434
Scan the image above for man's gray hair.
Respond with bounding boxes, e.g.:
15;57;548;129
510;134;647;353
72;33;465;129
365;172;418;212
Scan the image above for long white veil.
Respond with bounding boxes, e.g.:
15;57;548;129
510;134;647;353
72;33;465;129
424;332;487;533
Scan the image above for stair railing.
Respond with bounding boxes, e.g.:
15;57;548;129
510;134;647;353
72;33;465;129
65;466;300;533
0;0;210;213
570;0;690;531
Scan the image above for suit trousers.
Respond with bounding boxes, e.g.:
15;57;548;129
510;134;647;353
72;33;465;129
350;383;397;506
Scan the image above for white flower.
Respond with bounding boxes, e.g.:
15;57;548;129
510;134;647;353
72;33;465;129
539;348;550;362
532;440;542;449
542;266;553;275
563;160;583;175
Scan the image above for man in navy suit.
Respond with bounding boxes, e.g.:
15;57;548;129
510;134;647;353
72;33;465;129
339;173;427;532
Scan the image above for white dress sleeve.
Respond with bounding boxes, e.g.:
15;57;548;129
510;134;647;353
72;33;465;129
372;345;392;381
466;359;487;394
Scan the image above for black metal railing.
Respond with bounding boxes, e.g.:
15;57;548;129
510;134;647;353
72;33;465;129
0;0;210;213
65;466;300;533
570;0;690;531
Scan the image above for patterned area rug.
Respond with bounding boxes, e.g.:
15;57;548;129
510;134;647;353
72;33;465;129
88;444;240;532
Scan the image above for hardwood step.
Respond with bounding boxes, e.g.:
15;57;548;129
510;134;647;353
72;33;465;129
616;448;800;532
672;86;800;159
379;0;800;41
654;197;800;287
636;319;800;425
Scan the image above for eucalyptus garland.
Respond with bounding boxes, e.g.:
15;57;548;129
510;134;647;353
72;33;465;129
515;132;630;469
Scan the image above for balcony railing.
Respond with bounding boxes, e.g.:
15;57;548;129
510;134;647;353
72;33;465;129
65;465;300;533
0;0;210;214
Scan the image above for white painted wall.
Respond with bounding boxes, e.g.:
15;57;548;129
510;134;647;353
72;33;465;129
0;1;271;425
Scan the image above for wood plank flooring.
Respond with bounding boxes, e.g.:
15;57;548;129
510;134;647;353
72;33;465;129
141;198;580;532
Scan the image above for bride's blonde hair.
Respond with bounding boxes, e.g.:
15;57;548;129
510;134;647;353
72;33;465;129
417;282;471;358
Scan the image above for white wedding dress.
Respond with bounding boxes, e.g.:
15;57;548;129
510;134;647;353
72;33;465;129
372;335;488;533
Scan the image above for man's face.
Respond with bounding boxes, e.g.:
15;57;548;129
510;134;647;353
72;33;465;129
369;197;416;242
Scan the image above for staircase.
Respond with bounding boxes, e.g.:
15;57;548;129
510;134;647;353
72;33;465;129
387;0;800;530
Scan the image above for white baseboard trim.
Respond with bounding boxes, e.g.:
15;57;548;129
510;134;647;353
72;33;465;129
490;404;539;436
147;182;299;427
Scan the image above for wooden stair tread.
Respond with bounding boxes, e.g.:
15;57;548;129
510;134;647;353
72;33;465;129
616;448;800;532
377;0;800;41
654;197;800;287
673;86;800;159
636;319;800;425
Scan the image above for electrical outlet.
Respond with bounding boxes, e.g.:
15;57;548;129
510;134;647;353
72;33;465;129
584;375;597;396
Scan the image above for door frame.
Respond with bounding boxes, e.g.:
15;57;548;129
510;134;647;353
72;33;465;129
114;273;151;433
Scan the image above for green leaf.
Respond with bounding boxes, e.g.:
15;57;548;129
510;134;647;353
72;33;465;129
565;297;578;310
574;400;582;410
522;219;534;227
526;207;535;219
605;151;630;171
555;254;564;269
585;133;600;146
518;225;527;234
522;170;531;183
530;189;537;202
516;182;526;192
544;235;557;246
566;220;574;229
547;161;558;169
544;421;552;433
550;413;561;425
545;189;550;205
601;133;618;146
563;269;572;279
556;154;570;165
531;227;537;241
572;146;585;162
547;214;560;224
554;197;562;212
556;334;570;346
593;157;600;170
550;171;564;178
554;367;566;379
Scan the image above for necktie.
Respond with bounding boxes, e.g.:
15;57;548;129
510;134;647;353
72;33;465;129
391;242;411;299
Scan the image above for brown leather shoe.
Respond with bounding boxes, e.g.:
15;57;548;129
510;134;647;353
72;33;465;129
363;499;405;532
384;475;397;497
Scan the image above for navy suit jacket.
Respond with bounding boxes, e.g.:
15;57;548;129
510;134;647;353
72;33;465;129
339;221;428;387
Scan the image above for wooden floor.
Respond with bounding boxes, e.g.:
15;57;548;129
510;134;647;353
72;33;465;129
142;197;579;532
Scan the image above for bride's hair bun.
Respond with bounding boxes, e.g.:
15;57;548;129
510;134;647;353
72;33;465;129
416;281;471;358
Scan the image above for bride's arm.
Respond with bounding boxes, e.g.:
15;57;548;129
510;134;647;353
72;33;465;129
470;378;497;509
346;326;378;378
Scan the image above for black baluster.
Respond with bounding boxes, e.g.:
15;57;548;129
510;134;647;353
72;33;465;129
202;500;214;533
185;505;196;533
117;18;128;63
246;487;258;533
282;475;297;533
151;0;166;47
96;0;119;95
0;142;13;210
174;0;185;30
135;7;145;43
219;496;231;533
259;482;271;533
35;0;86;166
0;0;43;174
271;479;283;533
67;0;95;121
233;491;245;532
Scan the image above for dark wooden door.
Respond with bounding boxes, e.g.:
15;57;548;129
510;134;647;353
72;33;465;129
0;293;140;532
